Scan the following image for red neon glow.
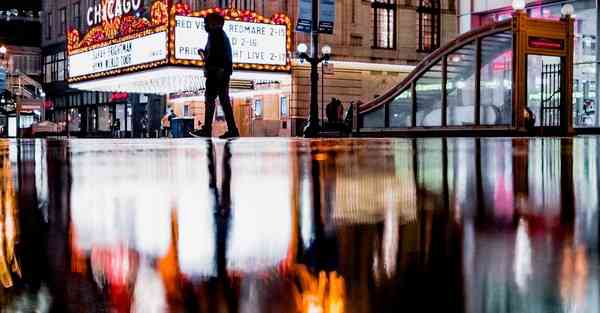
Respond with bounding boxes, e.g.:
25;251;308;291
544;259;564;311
110;92;129;102
492;51;513;71
529;37;563;50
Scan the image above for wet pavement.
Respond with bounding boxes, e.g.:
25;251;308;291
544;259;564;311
0;137;598;313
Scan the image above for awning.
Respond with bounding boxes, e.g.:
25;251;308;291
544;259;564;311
69;67;291;95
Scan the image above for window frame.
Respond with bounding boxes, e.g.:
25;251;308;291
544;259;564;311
59;7;67;37
417;0;441;53
46;12;53;40
72;2;81;30
372;0;397;50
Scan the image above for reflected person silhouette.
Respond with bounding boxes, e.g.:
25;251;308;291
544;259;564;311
205;139;238;313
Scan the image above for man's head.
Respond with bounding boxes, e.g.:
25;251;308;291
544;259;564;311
204;13;225;32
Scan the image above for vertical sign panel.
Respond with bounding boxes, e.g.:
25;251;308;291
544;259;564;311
296;0;312;33
319;0;335;34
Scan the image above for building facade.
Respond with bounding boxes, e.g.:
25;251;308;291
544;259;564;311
458;0;600;129
42;0;458;137
0;1;44;137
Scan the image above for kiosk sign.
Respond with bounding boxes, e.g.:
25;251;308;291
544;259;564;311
175;16;288;66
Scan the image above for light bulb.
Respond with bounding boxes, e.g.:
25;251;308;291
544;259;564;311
561;4;574;16
512;0;525;11
321;45;332;55
297;43;308;54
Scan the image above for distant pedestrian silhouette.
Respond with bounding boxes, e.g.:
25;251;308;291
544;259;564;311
191;13;240;139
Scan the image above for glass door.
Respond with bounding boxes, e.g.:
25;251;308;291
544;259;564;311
527;55;562;128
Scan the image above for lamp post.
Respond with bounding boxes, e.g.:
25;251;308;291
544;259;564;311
298;0;333;138
298;42;332;137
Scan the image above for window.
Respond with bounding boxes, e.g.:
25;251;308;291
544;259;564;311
220;0;255;11
59;8;66;36
46;13;52;40
417;0;441;52
12;55;41;75
253;99;263;119
372;0;396;49
57;52;65;81
280;96;288;118
73;2;81;29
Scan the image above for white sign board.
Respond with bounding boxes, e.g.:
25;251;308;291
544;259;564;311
69;31;168;79
175;16;287;66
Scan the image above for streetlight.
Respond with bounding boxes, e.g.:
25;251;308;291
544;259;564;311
0;46;7;55
297;42;332;137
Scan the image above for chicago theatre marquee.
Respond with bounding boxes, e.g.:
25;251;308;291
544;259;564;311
67;0;292;136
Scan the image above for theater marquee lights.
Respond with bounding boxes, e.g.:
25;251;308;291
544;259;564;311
169;6;292;72
67;1;292;93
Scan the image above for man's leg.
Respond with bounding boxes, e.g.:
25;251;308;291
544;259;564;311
204;77;218;133
218;76;238;134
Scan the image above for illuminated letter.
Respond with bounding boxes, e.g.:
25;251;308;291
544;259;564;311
107;0;115;19
102;2;108;22
123;0;132;13
94;4;102;25
132;0;142;11
115;0;123;17
87;7;94;26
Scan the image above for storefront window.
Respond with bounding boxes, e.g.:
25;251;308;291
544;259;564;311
69;108;81;132
280;96;288;118
98;105;111;131
116;104;125;131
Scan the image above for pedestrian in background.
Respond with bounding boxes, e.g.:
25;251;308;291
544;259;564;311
161;113;170;138
112;119;121;138
190;13;239;139
140;114;148;138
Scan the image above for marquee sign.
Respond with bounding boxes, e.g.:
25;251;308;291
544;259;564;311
68;2;292;84
169;6;292;72
174;16;288;66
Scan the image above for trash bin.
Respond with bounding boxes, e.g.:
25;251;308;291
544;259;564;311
171;117;195;138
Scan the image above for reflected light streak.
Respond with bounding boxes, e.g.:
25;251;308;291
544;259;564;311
293;265;346;313
382;203;399;278
0;142;21;288
131;259;168;313
227;143;293;273
513;219;532;292
560;244;589;312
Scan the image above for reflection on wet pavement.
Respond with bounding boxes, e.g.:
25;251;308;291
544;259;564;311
0;137;599;312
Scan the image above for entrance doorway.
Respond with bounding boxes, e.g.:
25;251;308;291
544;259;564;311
527;55;563;130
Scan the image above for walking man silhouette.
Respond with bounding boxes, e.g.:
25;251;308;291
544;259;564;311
191;13;240;139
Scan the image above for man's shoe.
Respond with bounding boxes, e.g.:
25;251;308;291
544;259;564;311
189;128;212;138
219;129;240;139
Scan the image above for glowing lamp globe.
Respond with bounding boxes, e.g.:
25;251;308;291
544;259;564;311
561;4;574;16
297;43;308;54
512;0;525;11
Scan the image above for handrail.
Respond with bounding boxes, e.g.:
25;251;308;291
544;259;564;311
358;19;512;115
